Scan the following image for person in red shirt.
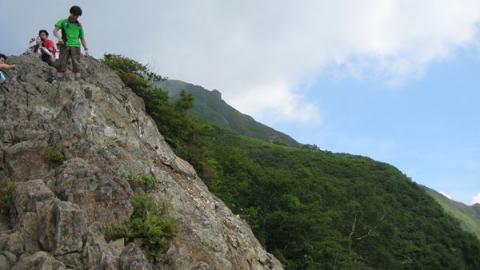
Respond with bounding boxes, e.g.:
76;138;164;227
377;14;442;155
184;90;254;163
34;30;57;65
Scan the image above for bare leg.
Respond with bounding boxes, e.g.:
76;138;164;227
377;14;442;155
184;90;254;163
75;72;81;80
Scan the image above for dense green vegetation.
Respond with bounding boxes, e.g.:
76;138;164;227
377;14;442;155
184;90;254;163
157;79;300;147
104;54;480;269
424;187;480;240
106;192;177;260
108;170;176;260
201;129;480;269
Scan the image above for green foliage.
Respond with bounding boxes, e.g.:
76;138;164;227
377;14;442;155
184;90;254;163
118;169;134;182
425;187;480;240
106;192;177;260
80;126;89;140
118;169;158;192
51;86;61;105
175;90;194;112
102;54;167;82
130;175;157;191
104;54;480;269
44;147;65;164
156;80;300;147
196;129;480;269
138;175;157;190
301;144;321;151
0;178;16;217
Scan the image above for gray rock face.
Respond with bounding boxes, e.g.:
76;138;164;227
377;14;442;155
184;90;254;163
119;243;151;270
12;252;66;270
0;55;282;269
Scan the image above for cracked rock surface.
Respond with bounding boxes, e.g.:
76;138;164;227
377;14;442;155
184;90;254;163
0;55;282;270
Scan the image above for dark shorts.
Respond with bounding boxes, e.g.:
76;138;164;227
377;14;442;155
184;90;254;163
57;46;81;73
40;51;55;66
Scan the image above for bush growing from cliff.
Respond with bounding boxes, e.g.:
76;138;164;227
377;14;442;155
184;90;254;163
106;192;177;260
0;178;16;217
137;175;157;190
44;147;65;165
118;170;158;192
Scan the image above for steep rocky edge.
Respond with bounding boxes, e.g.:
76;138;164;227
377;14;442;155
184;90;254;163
0;55;282;270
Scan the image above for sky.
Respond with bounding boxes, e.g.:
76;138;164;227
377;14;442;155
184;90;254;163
1;0;479;204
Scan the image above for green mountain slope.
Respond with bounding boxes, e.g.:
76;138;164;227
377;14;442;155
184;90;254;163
157;79;300;147
160;77;480;247
105;55;480;270
424;187;480;239
473;204;480;216
199;128;480;269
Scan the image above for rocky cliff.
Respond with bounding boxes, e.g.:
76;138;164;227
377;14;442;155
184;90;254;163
0;55;282;270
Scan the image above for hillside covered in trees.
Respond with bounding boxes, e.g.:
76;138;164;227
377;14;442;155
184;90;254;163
157;79;300;147
424;187;480;240
104;54;480;270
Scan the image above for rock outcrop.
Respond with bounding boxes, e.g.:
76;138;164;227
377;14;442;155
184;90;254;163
0;55;282;269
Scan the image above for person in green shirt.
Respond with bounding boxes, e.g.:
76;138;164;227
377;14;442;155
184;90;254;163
53;5;89;80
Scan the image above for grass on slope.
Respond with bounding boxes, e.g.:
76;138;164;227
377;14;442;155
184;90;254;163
425;188;480;239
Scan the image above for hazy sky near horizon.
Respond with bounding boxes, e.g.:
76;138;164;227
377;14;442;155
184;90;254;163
1;0;479;204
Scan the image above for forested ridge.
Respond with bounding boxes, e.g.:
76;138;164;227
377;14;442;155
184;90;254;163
104;54;480;269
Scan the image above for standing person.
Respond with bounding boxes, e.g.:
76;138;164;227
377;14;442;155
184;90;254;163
34;30;57;65
53;5;89;80
0;54;16;83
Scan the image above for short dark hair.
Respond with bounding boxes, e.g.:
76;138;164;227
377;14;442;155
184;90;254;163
0;54;7;61
39;30;49;36
70;5;82;16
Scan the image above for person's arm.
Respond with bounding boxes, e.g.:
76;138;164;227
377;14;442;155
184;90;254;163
80;37;89;57
0;63;15;69
53;27;64;45
48;41;56;62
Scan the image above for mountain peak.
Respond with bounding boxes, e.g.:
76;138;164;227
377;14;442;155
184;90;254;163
157;79;300;147
211;89;222;99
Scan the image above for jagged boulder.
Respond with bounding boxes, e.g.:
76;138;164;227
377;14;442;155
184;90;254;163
13;179;87;256
119;243;151;270
0;55;282;269
12;251;66;270
82;223;123;269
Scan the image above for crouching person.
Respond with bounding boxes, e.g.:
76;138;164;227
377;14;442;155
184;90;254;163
34;30;57;65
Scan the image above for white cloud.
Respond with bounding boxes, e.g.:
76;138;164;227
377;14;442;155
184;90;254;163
440;191;453;200
232;81;322;124
2;0;480;124
473;193;480;205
